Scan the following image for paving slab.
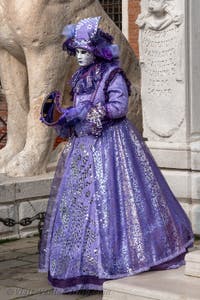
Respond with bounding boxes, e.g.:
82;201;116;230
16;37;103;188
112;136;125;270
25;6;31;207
1;236;200;300
0;276;52;290
15;247;39;255
0;238;37;252
185;250;200;277
0;286;48;300
103;267;200;300
0;285;46;300
23;291;103;300
0;250;31;262
0;264;37;278
19;254;39;263
0;236;103;300
0;258;30;271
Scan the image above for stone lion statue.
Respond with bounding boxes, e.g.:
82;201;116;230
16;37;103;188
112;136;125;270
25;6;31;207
0;0;140;177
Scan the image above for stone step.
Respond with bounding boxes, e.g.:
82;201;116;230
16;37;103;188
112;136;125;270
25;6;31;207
103;266;200;300
185;250;200;277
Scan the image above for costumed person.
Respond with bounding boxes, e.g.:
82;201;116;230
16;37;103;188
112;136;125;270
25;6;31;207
38;16;194;294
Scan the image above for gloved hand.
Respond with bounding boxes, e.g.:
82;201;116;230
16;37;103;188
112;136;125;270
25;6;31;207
57;101;93;125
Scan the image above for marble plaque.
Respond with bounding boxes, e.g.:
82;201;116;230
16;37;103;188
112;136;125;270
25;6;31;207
137;0;185;140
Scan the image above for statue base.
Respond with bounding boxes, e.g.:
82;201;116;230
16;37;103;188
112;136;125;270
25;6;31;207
185;250;200;278
0;172;53;240
146;141;200;235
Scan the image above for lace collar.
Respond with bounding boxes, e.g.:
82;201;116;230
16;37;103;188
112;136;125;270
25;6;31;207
70;61;118;98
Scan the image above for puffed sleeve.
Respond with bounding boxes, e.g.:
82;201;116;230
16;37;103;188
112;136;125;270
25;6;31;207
104;73;129;119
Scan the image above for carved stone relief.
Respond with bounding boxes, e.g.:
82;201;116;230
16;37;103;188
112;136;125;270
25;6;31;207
136;0;184;139
0;0;140;177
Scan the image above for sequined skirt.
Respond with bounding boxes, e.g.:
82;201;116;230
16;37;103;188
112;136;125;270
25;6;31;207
38;118;194;293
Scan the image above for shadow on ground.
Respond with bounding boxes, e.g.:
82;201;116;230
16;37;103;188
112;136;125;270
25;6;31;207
0;236;103;300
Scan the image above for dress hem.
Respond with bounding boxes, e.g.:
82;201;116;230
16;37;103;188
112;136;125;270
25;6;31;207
51;284;103;294
38;237;193;293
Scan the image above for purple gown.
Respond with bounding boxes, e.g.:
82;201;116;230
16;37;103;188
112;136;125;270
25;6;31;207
38;61;194;294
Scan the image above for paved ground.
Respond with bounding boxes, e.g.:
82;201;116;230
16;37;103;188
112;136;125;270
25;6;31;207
0;236;103;300
0;236;199;300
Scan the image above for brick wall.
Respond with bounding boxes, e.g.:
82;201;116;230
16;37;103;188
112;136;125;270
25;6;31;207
0;90;7;149
128;0;141;58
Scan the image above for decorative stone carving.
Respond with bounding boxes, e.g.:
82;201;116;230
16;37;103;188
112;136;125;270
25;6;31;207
136;0;184;140
0;0;141;177
136;0;200;236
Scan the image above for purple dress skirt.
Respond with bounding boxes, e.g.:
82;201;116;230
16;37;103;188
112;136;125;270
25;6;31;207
38;62;194;294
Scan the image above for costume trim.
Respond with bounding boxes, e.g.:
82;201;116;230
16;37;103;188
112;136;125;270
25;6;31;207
103;67;131;103
70;61;118;99
48;272;108;288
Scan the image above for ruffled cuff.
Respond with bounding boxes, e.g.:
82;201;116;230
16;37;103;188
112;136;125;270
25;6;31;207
85;103;106;136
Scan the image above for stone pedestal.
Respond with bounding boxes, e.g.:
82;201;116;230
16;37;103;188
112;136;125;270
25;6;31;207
0;173;53;240
136;0;200;235
185;250;200;278
103;267;200;300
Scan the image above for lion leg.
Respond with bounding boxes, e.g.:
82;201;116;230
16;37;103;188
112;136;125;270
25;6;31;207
0;49;28;172
6;45;67;177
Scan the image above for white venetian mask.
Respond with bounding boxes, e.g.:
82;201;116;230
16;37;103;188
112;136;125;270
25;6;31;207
75;48;95;67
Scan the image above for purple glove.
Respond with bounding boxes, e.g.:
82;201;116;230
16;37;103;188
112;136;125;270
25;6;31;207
57;101;92;125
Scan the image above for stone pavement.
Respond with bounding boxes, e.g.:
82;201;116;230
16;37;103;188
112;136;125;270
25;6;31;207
104;241;200;300
0;235;199;300
0;236;103;300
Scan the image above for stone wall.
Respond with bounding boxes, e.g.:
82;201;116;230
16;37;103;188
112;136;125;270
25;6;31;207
137;0;200;235
0;174;52;240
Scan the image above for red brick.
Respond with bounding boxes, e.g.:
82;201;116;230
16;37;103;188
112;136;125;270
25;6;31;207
128;0;140;58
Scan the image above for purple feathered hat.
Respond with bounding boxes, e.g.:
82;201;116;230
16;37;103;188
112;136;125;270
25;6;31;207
62;16;119;61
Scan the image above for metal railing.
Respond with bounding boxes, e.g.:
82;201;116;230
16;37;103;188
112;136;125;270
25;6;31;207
100;0;122;30
0;212;46;247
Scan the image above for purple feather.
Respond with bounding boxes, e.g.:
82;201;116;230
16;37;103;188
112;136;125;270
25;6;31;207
62;24;76;39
